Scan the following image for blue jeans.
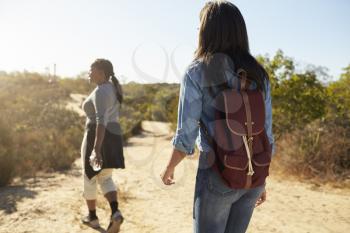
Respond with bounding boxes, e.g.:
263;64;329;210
193;168;266;233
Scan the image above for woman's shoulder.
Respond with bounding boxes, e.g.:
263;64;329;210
95;82;115;93
184;58;234;89
93;82;115;100
181;59;206;89
185;59;205;78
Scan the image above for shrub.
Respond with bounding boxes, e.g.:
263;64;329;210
276;119;350;183
0;73;85;186
0;118;15;186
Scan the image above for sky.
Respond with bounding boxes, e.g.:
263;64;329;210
0;0;349;83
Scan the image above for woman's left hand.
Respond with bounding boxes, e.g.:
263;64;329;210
255;188;267;207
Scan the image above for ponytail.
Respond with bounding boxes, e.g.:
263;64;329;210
111;75;123;105
91;58;123;105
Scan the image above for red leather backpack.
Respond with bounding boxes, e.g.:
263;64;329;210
202;69;272;189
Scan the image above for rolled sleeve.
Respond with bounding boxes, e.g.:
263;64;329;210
172;71;203;155
92;88;109;126
264;79;275;156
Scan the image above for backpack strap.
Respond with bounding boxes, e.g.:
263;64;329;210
237;68;248;91
238;68;255;188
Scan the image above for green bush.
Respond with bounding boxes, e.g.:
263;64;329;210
272;71;327;138
259;53;349;183
258;50;327;139
326;65;350;123
150;89;178;122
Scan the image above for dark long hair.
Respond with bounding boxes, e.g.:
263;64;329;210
91;58;123;104
195;1;268;92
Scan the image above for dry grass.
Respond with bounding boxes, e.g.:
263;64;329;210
270;119;350;189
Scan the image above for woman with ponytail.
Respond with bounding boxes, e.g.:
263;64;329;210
80;58;124;232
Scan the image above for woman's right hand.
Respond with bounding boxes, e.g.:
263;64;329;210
160;149;186;186
160;166;175;185
94;147;103;167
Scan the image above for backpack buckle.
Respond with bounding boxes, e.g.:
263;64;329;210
248;137;254;143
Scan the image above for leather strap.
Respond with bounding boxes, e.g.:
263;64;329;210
239;68;254;189
237;68;248;91
242;92;253;138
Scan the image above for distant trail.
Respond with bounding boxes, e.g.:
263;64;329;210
0;94;349;233
65;93;86;117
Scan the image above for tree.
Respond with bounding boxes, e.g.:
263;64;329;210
326;64;350;124
257;50;327;138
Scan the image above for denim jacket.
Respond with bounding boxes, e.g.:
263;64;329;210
171;59;275;165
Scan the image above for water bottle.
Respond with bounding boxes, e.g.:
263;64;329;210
89;151;102;171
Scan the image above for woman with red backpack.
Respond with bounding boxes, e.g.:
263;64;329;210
161;1;275;233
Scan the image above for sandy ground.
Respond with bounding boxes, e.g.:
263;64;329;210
1;120;349;232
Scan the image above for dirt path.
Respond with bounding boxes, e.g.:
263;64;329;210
65;93;87;117
0;121;349;233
